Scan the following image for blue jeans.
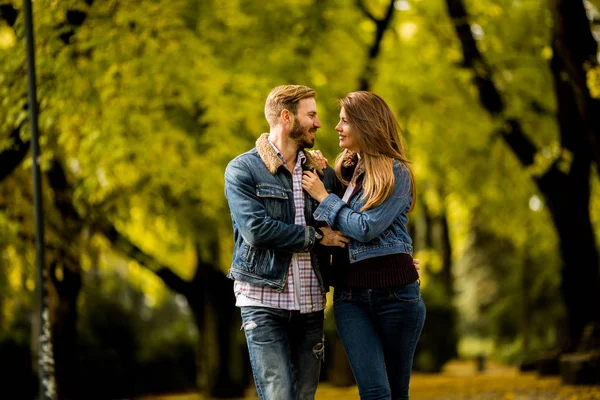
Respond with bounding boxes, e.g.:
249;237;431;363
240;307;325;400
334;281;426;400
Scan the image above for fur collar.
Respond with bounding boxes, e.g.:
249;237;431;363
255;133;323;176
341;150;364;182
342;150;359;168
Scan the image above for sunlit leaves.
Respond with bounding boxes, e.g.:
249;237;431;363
587;65;600;99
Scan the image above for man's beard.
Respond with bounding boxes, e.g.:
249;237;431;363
290;116;315;149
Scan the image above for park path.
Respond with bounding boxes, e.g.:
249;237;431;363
140;360;600;400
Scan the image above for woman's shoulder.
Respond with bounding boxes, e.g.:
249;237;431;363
392;159;410;175
392;159;412;189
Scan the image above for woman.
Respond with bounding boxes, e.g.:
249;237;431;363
302;91;425;400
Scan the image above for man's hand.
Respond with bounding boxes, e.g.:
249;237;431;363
319;226;349;248
308;150;328;170
413;258;420;272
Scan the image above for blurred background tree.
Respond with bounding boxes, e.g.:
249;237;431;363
1;0;599;398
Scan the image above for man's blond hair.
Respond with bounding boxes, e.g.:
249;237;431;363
264;85;316;127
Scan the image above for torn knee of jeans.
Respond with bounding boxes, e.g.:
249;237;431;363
241;321;257;331
313;342;325;361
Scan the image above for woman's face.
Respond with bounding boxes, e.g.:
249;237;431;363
335;107;360;153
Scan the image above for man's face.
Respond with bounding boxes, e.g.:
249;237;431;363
289;97;322;149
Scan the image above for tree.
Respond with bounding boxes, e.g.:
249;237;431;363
445;0;600;352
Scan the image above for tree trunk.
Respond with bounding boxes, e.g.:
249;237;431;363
356;0;396;91
46;161;85;400
50;258;82;400
550;0;600;166
187;242;247;398
548;0;600;352
438;211;453;298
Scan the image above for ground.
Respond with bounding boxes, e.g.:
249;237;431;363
139;360;600;400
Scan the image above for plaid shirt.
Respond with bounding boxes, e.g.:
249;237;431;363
234;142;326;314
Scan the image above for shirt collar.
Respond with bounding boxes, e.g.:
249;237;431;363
267;137;306;168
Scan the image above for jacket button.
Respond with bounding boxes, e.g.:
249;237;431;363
351;255;357;260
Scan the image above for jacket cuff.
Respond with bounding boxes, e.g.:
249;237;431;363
306;226;317;250
314;194;345;227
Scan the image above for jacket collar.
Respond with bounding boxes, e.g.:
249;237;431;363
255;133;323;176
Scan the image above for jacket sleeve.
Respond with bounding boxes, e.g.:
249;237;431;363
313;162;412;242
225;158;317;252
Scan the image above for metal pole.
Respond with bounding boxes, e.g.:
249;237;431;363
22;0;57;399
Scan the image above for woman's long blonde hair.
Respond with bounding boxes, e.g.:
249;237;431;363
334;91;416;212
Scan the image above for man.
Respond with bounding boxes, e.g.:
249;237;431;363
224;85;347;400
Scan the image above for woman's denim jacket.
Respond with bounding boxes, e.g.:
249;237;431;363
314;157;413;263
224;134;338;292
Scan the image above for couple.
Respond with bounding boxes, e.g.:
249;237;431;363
224;85;426;400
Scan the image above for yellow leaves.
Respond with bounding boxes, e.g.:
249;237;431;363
397;22;418;41
312;70;328;87
422;187;444;216
586;64;600;99
487;4;504;18
527;143;571;178
7;253;22;289
446;46;464;64
1;245;35;327
0;24;16;49
140;362;600;399
359;19;376;35
445;193;472;260
412;249;441;291
557;148;574;174
126;260;167;307
25;277;35;291
120;196;197;281
541;45;553;60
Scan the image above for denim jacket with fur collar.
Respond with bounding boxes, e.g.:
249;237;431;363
224;133;339;291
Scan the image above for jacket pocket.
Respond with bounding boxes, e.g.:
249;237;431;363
256;184;289;220
242;242;267;270
241;242;255;265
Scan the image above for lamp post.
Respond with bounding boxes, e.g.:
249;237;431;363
22;0;57;398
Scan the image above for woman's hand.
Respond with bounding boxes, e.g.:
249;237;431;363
308;150;328;170
302;169;329;203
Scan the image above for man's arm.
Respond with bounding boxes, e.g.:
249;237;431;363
225;158;318;252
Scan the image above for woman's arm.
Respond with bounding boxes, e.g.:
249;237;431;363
306;162;412;242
